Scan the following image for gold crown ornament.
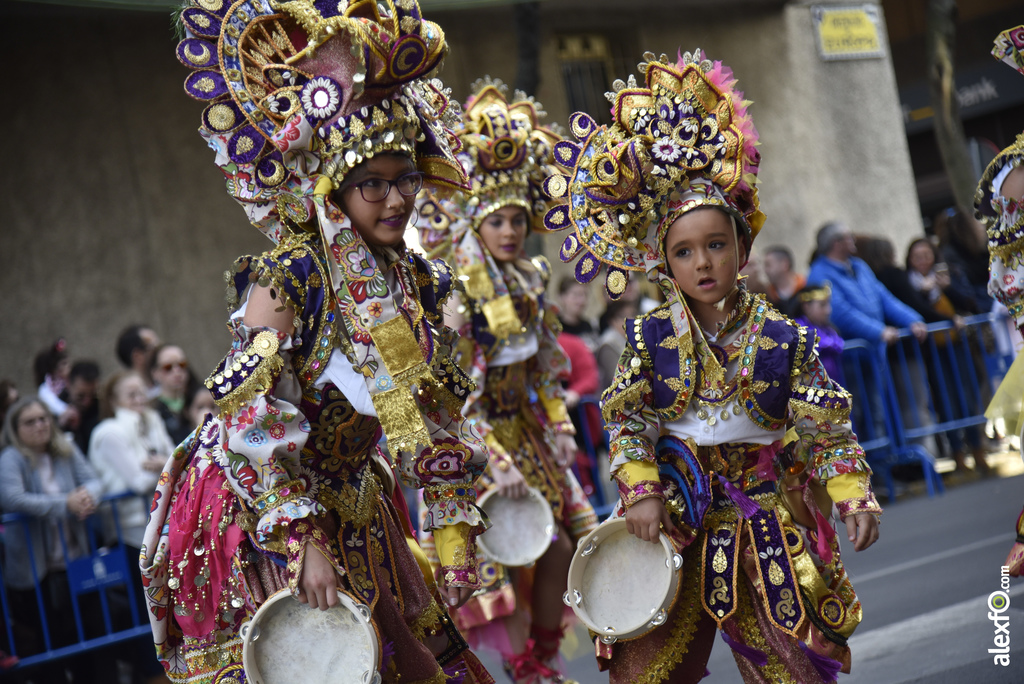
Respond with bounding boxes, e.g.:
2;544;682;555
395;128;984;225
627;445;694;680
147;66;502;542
175;0;468;242
542;49;765;299
419;78;563;261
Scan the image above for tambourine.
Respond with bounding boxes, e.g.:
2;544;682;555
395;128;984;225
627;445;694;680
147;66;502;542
476;486;556;567
240;588;382;684
563;516;683;643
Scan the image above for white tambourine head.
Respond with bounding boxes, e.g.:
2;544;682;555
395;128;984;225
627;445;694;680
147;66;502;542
476;486;556;567
565;516;683;641
241;589;381;684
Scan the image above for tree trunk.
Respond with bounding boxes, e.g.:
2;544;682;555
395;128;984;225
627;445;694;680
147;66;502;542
926;0;975;215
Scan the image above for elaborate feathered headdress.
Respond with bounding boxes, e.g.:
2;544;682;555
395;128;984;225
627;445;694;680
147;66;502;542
418;79;562;340
176;0;478;455
175;0;468;242
542;49;764;299
419;78;562;258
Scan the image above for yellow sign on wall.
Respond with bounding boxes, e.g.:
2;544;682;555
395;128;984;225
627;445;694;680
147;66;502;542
813;5;886;61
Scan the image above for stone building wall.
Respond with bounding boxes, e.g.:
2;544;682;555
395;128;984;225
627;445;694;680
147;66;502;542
1;0;923;390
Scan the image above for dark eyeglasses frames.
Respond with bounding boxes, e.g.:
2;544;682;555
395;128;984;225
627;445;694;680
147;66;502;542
346;172;423;203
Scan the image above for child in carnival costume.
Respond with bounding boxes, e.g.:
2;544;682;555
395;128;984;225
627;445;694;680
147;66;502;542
417;80;598;683
543;49;881;683
141;2;497;682
977;25;1024;577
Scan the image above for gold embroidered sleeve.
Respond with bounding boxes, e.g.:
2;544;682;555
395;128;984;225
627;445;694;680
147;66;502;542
600;346;652;423
434;521;480;589
827;472;883;519
206;331;285;417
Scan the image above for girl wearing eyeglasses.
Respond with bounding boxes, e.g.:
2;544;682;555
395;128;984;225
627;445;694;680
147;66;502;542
139;4;496;683
418;81;597;684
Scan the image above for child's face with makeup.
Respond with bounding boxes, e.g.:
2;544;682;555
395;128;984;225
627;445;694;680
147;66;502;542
663;207;745;313
334;154;417;248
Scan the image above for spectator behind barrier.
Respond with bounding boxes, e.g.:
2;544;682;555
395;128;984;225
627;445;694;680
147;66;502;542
557;276;598;351
763;245;806;312
33;338;76;430
738;245;770;295
934;207;993;313
115;325;161;391
89;371;172;548
0;397;113;682
792;285;844;386
596;297;638;390
906;237;980;316
0;396;102;588
66;360;102;454
859;237;963;328
0;379;17;429
149;344;198;445
807;222;927;345
186;386;216;431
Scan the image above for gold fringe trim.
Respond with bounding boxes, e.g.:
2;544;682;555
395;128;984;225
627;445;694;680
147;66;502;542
409;598;446;642
209;332;284;417
634;549;704;683
732;584;801;684
601;377;651;423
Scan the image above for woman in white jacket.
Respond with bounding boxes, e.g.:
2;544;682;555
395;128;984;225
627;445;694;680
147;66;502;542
88;371;172;548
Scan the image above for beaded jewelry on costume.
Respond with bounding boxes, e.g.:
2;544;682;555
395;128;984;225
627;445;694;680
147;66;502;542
543;49;764;300
976;26;1024;328
418;79;563;345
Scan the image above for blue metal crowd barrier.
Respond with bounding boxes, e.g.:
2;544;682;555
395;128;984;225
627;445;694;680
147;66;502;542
840;338;945;501
571;313;1014;513
572;397;615;520
842;312;1013;500
0;491;152;672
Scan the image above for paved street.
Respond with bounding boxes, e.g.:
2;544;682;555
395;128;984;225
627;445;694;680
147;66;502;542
480;459;1024;683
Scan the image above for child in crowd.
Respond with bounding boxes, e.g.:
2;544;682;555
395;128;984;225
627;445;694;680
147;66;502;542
793;285;845;386
545;49;881;683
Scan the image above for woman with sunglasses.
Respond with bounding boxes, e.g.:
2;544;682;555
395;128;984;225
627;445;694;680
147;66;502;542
140;3;495;683
149;344;196;444
419;81;597;684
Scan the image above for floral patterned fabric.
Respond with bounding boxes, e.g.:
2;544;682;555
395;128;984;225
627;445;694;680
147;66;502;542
139;236;493;684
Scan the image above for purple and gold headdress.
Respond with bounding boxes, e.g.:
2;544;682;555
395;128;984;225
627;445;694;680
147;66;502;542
418;79;561;340
176;0;476;454
543;49;764;300
176;0;468;242
976;25;1024;329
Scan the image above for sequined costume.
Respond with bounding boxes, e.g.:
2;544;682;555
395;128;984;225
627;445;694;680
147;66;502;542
417;81;598;674
977;25;1024;578
140;3;495;683
543;50;881;683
